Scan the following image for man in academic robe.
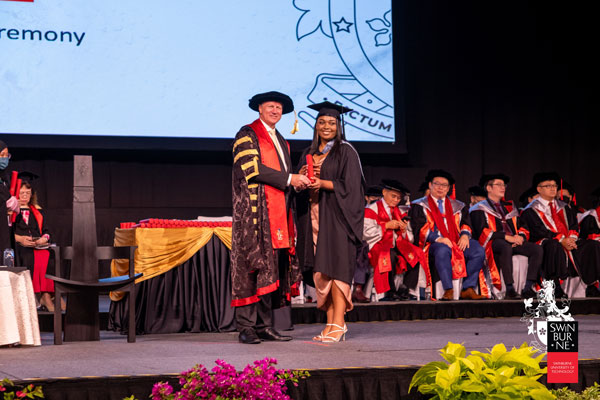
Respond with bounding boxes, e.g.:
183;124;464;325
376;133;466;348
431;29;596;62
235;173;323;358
231;91;311;344
409;169;486;300
521;172;600;298
518;187;538;211
364;180;428;301
470;174;542;299
574;187;600;297
352;185;384;303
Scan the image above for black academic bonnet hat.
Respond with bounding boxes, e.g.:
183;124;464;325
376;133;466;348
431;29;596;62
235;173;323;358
425;169;455;185
307;101;353;119
532;172;560;188
248;91;294;114
561;181;574;194
365;185;383;197
418;181;429;193
479;173;510;188
468;185;488;198
18;171;39;183
381;179;410;194
0;140;6;152
519;187;537;204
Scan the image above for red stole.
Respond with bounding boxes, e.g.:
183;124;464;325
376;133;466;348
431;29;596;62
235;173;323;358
249;119;290;249
25;206;53;292
550;202;569;237
426;196;466;279
29;205;44;232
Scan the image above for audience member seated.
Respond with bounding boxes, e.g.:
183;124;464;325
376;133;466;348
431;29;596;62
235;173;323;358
12;173;58;311
521;172;600;298
519;187;538;211
410;170;486;300
364;180;427;301
470;174;542;299
467;185;487;207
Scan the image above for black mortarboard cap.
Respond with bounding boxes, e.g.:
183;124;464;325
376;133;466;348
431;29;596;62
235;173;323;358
425;169;455;185
248;91;294;114
468;185;488;198
365;185;383;197
519;187;538;205
561;181;574;195
17;171;39;183
381;179;410;195
307;101;353;119
479;173;510;188
532;172;560;188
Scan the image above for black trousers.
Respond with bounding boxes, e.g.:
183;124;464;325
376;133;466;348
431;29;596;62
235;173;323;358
234;249;288;333
491;240;542;285
388;247;420;291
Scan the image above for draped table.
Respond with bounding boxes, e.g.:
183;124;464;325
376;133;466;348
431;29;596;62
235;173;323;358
108;226;235;335
0;268;41;346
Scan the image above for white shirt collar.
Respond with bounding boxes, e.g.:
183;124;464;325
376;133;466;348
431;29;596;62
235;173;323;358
260;118;275;134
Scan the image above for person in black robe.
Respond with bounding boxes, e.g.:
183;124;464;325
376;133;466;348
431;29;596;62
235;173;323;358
521;172;600;298
13;175;58;310
574;186;600;297
231;91;310;344
295;101;365;342
0;140;19;252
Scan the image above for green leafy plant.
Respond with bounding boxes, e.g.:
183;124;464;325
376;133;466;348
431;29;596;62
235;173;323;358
0;378;44;400
552;382;600;400
409;341;555;399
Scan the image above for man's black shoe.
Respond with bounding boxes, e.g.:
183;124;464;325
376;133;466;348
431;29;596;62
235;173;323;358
585;285;600;298
505;288;521;300
238;329;261;344
256;327;292;341
381;292;405;301
521;288;537;299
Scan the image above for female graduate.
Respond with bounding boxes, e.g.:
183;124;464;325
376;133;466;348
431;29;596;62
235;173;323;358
296;101;365;342
13;173;56;311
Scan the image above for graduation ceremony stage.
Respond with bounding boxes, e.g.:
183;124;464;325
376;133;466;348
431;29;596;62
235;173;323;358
8;302;600;400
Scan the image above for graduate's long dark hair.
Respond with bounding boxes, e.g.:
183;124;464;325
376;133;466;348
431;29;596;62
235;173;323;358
308;117;345;156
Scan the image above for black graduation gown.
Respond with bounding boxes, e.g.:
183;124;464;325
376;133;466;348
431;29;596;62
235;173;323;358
13;207;53;274
0;173;12;251
574;209;600;285
296;141;365;285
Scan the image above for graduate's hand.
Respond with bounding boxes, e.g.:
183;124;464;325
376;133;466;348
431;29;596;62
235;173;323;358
561;237;577;251
385;220;401;230
16;235;36;247
436;237;453;248
308;177;322;190
35;237;48;246
514;235;524;246
397;219;408;232
298;165;308;176
457;234;470;251
291;174;311;190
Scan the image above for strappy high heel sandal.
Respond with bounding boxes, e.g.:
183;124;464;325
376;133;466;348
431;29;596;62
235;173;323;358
312;324;334;341
321;323;347;343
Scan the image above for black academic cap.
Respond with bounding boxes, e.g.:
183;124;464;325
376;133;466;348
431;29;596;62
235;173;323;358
532;172;560;188
468;185;488;198
365;185;383;197
381;179;410;195
0;140;6;151
561;181;574;195
307;101;353;119
17;171;39;183
248;91;294;114
519;187;537;205
425;169;455;185
479;173;510;188
418;181;429;193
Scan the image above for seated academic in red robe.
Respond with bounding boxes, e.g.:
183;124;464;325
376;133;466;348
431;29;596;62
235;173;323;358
363;179;429;301
12;173;57;311
469;173;542;299
521;172;600;298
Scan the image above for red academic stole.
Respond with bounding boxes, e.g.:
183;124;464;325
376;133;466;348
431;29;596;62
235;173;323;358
250;119;290;249
427;196;466;279
27;206;52;292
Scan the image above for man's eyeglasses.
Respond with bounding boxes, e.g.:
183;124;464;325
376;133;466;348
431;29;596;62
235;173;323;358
491;183;508;188
538;184;558;189
431;182;450;189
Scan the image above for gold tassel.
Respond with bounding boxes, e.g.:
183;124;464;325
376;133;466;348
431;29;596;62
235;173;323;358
290;110;299;134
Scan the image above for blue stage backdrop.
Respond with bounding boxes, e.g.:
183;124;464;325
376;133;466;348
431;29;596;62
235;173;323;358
0;0;402;148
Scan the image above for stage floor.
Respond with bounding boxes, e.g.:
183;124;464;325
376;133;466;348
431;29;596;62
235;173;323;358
2;315;600;381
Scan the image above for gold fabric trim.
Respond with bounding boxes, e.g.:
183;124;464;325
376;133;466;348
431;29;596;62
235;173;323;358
233;136;252;152
110;226;232;301
252;206;257;212
248;184;258;189
233;149;258;164
250;194;258;201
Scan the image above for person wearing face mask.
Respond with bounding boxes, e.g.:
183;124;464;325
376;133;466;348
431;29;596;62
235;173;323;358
295;101;365;343
0;140;19;252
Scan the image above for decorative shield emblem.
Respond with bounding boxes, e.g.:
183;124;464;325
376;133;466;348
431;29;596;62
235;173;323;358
535;320;547;346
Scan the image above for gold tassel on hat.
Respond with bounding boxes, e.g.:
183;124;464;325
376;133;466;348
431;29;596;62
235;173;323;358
290;110;299;134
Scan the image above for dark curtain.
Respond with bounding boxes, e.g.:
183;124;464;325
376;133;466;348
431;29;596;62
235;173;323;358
108;236;235;334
